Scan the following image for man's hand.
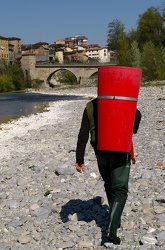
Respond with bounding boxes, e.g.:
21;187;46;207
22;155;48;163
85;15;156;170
132;158;136;164
75;163;85;173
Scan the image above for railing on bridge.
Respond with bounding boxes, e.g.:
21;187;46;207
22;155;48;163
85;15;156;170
35;62;116;68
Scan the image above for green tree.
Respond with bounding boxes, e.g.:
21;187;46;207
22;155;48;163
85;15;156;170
140;41;160;81
155;46;165;80
137;7;165;48
127;28;138;44
0;59;8;74
106;6;165;81
130;41;141;68
117;33;131;65
107;19;125;51
107;19;131;65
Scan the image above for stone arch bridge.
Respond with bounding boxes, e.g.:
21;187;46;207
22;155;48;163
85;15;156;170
35;64;101;85
21;54;114;85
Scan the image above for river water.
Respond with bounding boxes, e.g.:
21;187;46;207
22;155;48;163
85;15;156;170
0;92;83;125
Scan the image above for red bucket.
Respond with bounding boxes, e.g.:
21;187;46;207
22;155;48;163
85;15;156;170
97;66;142;152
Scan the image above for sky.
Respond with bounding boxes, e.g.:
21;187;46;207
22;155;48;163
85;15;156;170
0;0;165;47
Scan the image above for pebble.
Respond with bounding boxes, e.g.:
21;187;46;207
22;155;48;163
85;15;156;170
18;235;31;244
0;85;164;249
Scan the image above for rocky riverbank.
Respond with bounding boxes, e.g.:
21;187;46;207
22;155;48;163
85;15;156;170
0;86;164;250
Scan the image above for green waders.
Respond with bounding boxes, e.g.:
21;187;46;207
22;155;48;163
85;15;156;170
95;151;130;245
106;201;125;244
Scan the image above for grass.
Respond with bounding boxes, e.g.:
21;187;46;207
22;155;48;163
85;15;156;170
141;81;165;87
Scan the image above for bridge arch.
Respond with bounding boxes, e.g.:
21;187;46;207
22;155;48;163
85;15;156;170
89;71;98;78
47;68;77;85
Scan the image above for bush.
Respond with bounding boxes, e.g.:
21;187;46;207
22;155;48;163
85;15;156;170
0;74;15;92
32;78;43;88
8;64;25;90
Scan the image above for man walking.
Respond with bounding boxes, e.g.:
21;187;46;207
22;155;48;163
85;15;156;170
75;97;142;244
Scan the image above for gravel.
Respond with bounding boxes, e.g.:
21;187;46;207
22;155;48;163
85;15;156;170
0;85;164;250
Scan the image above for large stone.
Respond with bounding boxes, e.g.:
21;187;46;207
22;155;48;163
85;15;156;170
78;240;92;248
140;235;157;245
18;235;31;244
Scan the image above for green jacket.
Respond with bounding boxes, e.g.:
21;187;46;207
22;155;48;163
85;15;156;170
86;99;97;147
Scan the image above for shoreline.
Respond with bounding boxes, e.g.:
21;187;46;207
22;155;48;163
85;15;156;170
0;88;93;126
0;86;97;156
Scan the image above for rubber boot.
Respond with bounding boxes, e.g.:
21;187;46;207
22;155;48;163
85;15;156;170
107;196;121;228
106;201;125;245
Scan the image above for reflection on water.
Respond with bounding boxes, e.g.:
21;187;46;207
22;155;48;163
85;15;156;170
0;92;83;124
